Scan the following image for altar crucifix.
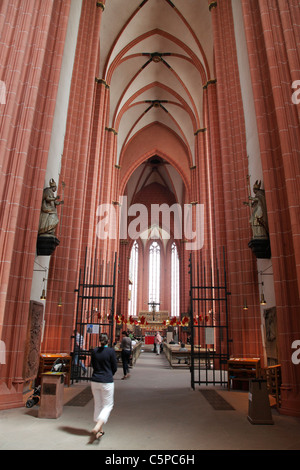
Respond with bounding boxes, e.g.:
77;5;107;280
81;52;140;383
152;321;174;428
148;301;160;321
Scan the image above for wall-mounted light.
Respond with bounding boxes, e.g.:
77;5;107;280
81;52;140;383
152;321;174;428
243;299;248;310
58;296;62;307
260;292;267;305
40;277;47;300
259;269;271;306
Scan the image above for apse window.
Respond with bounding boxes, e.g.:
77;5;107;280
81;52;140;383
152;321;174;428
171;242;180;317
149;241;160;311
128;241;139;317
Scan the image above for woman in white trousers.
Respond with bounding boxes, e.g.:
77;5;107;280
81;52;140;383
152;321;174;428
91;382;114;434
90;333;118;438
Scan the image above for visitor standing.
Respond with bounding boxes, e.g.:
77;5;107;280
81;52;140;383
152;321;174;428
154;331;162;355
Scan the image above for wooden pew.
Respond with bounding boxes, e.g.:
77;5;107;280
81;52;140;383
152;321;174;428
163;343;216;368
163;344;190;368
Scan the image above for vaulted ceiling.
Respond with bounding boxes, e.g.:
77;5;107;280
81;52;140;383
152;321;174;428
99;0;214;210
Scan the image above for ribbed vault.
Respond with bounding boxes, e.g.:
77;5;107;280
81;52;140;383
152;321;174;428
99;0;214;196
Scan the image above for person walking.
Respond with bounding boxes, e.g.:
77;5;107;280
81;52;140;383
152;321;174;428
154;331;162;355
90;333;118;439
120;330;132;379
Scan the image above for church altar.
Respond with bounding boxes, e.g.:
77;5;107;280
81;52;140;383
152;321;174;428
138;311;169;344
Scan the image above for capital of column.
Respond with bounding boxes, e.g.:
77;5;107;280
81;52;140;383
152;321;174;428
208;1;217;11
203;79;217;90
105;127;118;135
194;128;207;136
96;2;105;11
95;77;110;89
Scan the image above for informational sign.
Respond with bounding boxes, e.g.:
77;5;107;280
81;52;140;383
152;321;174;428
87;324;100;334
205;327;215;345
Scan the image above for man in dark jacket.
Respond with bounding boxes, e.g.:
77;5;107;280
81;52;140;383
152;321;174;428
120;330;132;379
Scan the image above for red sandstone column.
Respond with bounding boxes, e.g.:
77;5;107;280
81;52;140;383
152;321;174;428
205;82;227;258
99;127;119;256
259;0;300;292
209;0;263;360
194;127;211;261
242;0;300;417
42;0;105;353
82;80;110;253
204;80;230;357
0;0;71;409
117;241;130;319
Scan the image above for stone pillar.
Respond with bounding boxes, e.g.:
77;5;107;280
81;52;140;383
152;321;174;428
0;0;71;410
241;0;300;417
117;240;130;320
209;0;263;360
42;0;105;353
205;81;227;259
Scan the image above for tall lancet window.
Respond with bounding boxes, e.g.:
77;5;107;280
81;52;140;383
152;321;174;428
128;241;139;317
171;242;180;317
149;241;160;311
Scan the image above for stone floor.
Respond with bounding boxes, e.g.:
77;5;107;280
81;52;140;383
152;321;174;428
1;347;300;452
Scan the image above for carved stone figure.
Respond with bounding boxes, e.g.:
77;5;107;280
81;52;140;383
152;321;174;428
38;179;64;236
264;307;276;342
248;180;269;240
23;301;44;382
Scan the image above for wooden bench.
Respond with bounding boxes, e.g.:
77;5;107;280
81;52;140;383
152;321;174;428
163;344;191;368
163;343;216;369
164;344;216;368
173;350;190;365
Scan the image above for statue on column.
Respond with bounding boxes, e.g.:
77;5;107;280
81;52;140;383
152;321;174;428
38;179;64;236
244;179;271;258
37;178;64;255
248;180;269;240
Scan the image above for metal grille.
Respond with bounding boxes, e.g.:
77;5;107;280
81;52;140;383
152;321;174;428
71;248;117;382
189;249;230;388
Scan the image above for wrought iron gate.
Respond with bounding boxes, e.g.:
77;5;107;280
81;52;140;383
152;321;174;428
71;248;117;382
189;249;230;388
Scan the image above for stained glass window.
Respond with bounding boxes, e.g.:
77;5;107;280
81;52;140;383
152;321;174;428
149;241;160;311
128;241;139;317
171;242;179;316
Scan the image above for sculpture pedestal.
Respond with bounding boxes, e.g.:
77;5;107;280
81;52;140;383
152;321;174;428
248;238;271;259
37;236;60;256
247;379;273;425
38;372;64;419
